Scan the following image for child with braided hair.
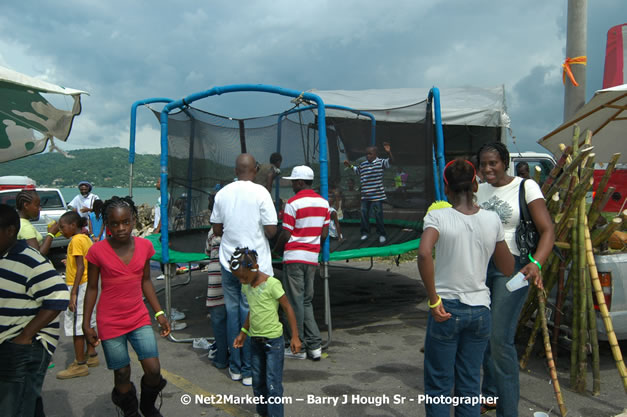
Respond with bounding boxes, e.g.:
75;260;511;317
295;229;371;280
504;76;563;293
231;247;301;417
82;196;171;417
15;189;59;256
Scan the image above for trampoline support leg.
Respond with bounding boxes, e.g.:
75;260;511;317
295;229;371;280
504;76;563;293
322;262;332;349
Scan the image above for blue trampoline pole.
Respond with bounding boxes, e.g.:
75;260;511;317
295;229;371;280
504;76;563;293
429;87;446;201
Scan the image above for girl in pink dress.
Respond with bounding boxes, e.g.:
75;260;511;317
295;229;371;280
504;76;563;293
82;197;171;417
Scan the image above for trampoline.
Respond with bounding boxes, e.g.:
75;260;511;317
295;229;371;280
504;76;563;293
127;84;453;344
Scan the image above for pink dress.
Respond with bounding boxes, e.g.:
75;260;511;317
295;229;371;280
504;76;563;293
86;237;155;340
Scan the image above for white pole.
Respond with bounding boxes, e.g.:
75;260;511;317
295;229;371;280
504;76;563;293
563;0;588;121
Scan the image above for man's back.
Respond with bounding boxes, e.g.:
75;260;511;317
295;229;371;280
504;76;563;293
210;181;277;275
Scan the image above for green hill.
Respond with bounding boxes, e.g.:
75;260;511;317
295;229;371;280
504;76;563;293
0;148;160;187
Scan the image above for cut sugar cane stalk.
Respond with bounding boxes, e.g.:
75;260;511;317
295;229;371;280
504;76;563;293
591;217;623;248
584;216;627;393
575;200;588;393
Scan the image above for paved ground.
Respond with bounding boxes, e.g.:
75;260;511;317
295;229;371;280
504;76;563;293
42;259;627;417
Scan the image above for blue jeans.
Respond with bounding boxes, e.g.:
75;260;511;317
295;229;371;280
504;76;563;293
482;256;527;417
424;299;491;417
210;304;228;369
0;339;51;417
360;200;386;237
221;266;251;378
250;335;284;417
101;325;159;370
282;263;321;351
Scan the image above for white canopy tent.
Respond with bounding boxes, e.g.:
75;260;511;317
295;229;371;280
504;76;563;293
538;84;627;164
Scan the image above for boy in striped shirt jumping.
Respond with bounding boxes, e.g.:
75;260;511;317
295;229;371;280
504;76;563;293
344;141;395;243
273;166;329;361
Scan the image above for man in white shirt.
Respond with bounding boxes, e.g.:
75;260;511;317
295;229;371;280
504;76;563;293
68;181;99;219
210;153;278;386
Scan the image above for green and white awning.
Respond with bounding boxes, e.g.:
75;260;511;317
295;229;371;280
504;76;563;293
0;66;88;163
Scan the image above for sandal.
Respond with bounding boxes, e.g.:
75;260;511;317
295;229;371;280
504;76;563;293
480;401;497;414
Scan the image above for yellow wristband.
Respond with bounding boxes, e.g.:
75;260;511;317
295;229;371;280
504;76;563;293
47;233;55;239
428;296;442;309
154;311;165;319
240;327;249;336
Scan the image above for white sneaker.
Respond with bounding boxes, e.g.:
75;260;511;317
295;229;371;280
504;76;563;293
171;321;187;331
207;342;217;359
170;308;186;321
155;274;165;280
307;347;322;361
360;234;368;241
284;347;306;360
228;368;242;381
242;376;252;386
379;236;387;244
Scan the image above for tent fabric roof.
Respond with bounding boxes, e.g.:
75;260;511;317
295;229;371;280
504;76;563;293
0;66;88;96
538;84;627;164
309;86;510;127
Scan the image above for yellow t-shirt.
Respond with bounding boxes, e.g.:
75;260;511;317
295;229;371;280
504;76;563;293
65;234;92;286
18;218;43;244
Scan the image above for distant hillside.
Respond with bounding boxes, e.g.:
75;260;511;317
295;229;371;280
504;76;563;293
0;148;160;187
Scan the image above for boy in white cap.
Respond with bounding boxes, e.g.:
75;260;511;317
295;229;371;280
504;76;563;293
273;165;329;360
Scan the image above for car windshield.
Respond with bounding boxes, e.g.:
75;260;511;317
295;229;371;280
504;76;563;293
0;190;65;209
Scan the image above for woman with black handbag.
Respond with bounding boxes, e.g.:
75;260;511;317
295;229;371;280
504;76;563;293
475;142;555;417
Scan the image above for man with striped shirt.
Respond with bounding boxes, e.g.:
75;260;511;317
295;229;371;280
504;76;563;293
344;141;395;243
0;204;70;416
273;166;329;361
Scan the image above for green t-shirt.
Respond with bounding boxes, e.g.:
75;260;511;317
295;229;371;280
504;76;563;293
242;276;284;338
18;218;42;244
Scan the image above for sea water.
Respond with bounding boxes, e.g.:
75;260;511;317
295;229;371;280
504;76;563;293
59;187;159;206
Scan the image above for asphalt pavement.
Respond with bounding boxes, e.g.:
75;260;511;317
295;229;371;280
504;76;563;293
42;259;627;417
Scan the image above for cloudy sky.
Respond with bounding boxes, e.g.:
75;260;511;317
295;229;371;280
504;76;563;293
1;1;625;155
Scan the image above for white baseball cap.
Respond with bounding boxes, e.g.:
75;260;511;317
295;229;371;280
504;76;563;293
282;165;314;181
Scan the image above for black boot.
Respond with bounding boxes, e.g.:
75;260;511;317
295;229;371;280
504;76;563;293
111;383;140;417
140;376;167;417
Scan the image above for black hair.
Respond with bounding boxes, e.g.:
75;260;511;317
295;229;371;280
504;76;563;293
477;142;509;169
59;210;82;228
15;190;38;211
516;161;529;172
444;159;476;194
0;204;20;232
92;199;104;220
304;179;313;186
229;247;258;271
102;196;137;224
270;152;282;165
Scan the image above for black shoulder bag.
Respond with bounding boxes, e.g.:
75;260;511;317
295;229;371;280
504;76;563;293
515;179;539;259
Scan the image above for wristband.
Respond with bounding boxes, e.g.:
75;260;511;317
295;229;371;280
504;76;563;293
154;311;165;319
428;295;442;309
528;254;542;270
240;327;249;336
47;233;55;239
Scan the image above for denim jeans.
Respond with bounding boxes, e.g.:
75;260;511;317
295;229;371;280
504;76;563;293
210;304;228;369
221;265;251;377
250;335;284;417
424;299;491;417
482;255;527;417
360;200;386;237
282;263;321;351
0;339;52;417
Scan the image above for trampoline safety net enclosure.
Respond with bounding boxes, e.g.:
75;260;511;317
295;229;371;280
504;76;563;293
148;86;509;259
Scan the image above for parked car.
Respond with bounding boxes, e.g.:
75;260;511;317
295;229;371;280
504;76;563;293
0;187;71;251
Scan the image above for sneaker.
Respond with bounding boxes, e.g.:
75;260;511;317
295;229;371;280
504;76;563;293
379;235;387;244
307;347;322;361
86;354;100;367
284;347;306;360
207;342;217;359
360;234;368;241
56;361;89;379
171;321;187;331
170;308;186;321
155;274;165;280
228;368;242;381
242;376;252;386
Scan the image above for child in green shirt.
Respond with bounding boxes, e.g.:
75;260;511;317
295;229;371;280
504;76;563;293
232;247;300;417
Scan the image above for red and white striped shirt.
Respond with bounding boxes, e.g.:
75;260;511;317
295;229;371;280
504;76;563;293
283;189;330;265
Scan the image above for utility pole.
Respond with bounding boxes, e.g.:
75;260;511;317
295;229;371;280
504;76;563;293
563;0;588;121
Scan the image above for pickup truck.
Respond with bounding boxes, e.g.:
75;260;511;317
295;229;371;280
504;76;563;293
511;152;627;340
0;187;71;253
